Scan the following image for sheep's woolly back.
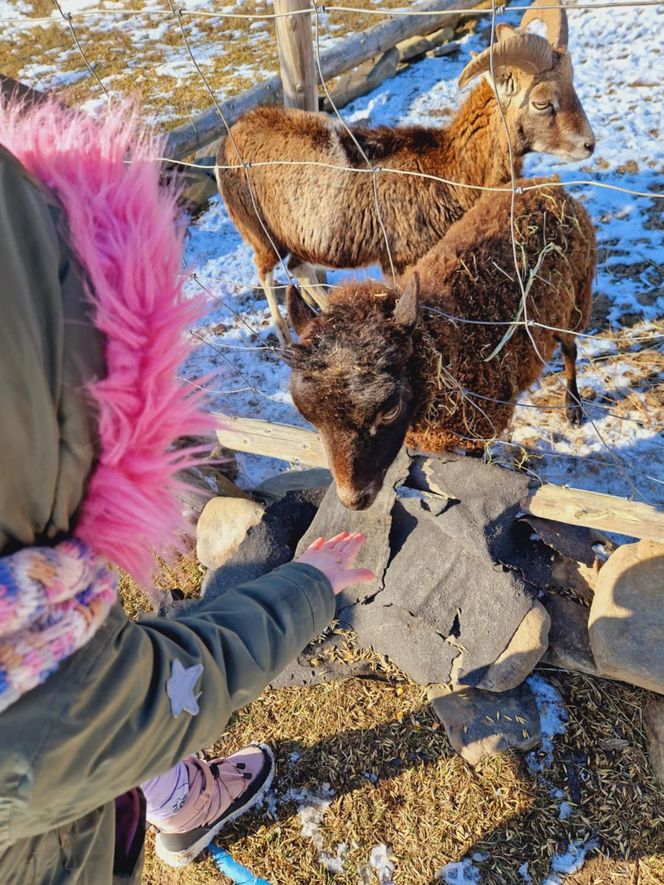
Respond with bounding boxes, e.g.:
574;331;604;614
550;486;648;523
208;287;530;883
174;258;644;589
0;98;213;585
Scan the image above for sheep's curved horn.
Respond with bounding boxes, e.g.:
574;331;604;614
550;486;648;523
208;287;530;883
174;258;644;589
520;0;569;49
458;33;554;88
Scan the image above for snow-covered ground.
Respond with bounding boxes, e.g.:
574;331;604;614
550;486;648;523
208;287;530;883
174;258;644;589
180;0;663;511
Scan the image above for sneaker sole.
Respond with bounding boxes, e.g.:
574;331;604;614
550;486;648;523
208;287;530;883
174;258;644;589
154;743;275;868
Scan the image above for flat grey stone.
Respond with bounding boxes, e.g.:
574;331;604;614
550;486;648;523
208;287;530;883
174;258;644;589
295;449;411;608
270;634;376;688
589;540;664;693
523;515;597;567
253;467;332;504
549;555;598;604
470;601;551;692
411;456;552;590
428;682;541;766
543;595;599;676
350;599;460;686
341;494;539;687
643;701;664;785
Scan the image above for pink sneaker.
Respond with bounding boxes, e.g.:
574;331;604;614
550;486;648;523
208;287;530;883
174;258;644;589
152;743;275;867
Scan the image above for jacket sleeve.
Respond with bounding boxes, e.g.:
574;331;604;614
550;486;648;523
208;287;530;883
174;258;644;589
2;562;334;842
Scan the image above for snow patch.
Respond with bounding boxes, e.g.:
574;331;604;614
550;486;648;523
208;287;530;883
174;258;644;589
361;844;395;885
526;675;569;773
542;838;600;884
437;856;483;884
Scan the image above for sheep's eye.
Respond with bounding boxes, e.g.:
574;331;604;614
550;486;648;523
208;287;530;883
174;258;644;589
532;100;553;112
380;403;402;424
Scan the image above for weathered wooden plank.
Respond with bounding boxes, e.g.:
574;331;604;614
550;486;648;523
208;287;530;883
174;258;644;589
522;484;664;544
397;24;457;62
321;47;399;113
215;414;327;467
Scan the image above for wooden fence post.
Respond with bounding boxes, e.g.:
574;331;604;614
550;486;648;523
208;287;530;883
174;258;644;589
273;0;318;112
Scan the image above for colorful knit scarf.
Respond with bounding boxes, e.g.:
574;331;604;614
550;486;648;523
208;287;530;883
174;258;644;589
0;539;117;715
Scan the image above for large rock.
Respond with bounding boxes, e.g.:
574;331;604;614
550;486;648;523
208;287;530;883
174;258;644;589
353;493;540;687
428;682;541;766
643;701;664;784
467;601;551;692
196;496;264;569
589;540;664;693
543;595;599;676
290;454;554;688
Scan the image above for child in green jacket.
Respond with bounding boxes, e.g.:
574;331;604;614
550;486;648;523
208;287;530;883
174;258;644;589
0;99;372;882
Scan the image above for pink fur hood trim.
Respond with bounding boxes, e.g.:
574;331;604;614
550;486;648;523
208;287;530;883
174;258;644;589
0;98;213;585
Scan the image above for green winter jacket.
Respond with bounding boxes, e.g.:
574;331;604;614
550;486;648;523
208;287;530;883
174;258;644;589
0;146;335;883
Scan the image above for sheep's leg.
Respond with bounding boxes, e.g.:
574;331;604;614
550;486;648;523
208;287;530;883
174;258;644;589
560;336;583;427
290;262;329;312
259;270;291;345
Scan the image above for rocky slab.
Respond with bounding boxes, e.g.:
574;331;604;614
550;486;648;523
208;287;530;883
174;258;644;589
350;496;539;687
428;682;541;766
469;601;551;692
295;450;411;607
201;488;326;601
589;540;664;694
543;595;599;676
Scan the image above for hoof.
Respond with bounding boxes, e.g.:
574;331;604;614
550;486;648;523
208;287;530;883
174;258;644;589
566;402;583;427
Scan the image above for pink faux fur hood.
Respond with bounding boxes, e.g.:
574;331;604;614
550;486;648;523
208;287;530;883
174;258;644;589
0;98;213;585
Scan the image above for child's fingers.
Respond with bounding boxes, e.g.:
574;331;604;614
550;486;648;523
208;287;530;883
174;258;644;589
340;533;367;562
324;531;351;548
306;537;326;551
334;531;362;553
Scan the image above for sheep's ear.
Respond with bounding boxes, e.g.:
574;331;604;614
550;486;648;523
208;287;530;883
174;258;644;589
393;273;420;332
286;283;316;336
496;23;518;41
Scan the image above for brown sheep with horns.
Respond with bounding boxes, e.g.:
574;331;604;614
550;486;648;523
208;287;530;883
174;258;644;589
284;182;596;510
217;0;595;343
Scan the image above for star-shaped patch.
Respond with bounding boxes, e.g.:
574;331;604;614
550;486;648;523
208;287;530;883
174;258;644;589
166;659;203;717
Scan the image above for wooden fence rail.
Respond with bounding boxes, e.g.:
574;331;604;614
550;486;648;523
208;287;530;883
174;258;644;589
214;414;664;542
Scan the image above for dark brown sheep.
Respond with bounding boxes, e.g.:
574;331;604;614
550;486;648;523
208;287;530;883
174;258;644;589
284;182;596;510
217;1;595;342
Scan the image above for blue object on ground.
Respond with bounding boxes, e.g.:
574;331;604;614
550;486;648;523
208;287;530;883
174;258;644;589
208;844;272;885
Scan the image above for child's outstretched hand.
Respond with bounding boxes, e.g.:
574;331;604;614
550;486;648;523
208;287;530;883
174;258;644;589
296;532;375;595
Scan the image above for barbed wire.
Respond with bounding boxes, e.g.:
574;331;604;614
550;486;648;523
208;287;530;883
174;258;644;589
3;0;662;501
158;157;664;202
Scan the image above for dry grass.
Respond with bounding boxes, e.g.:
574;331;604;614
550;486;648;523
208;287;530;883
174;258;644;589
120;558;664;885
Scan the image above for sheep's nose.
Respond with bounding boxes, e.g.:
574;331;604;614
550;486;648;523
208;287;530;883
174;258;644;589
338;486;376;511
584;141;595;156
347;491;373;511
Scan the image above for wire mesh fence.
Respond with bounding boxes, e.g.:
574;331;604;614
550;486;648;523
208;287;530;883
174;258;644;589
1;0;662;501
